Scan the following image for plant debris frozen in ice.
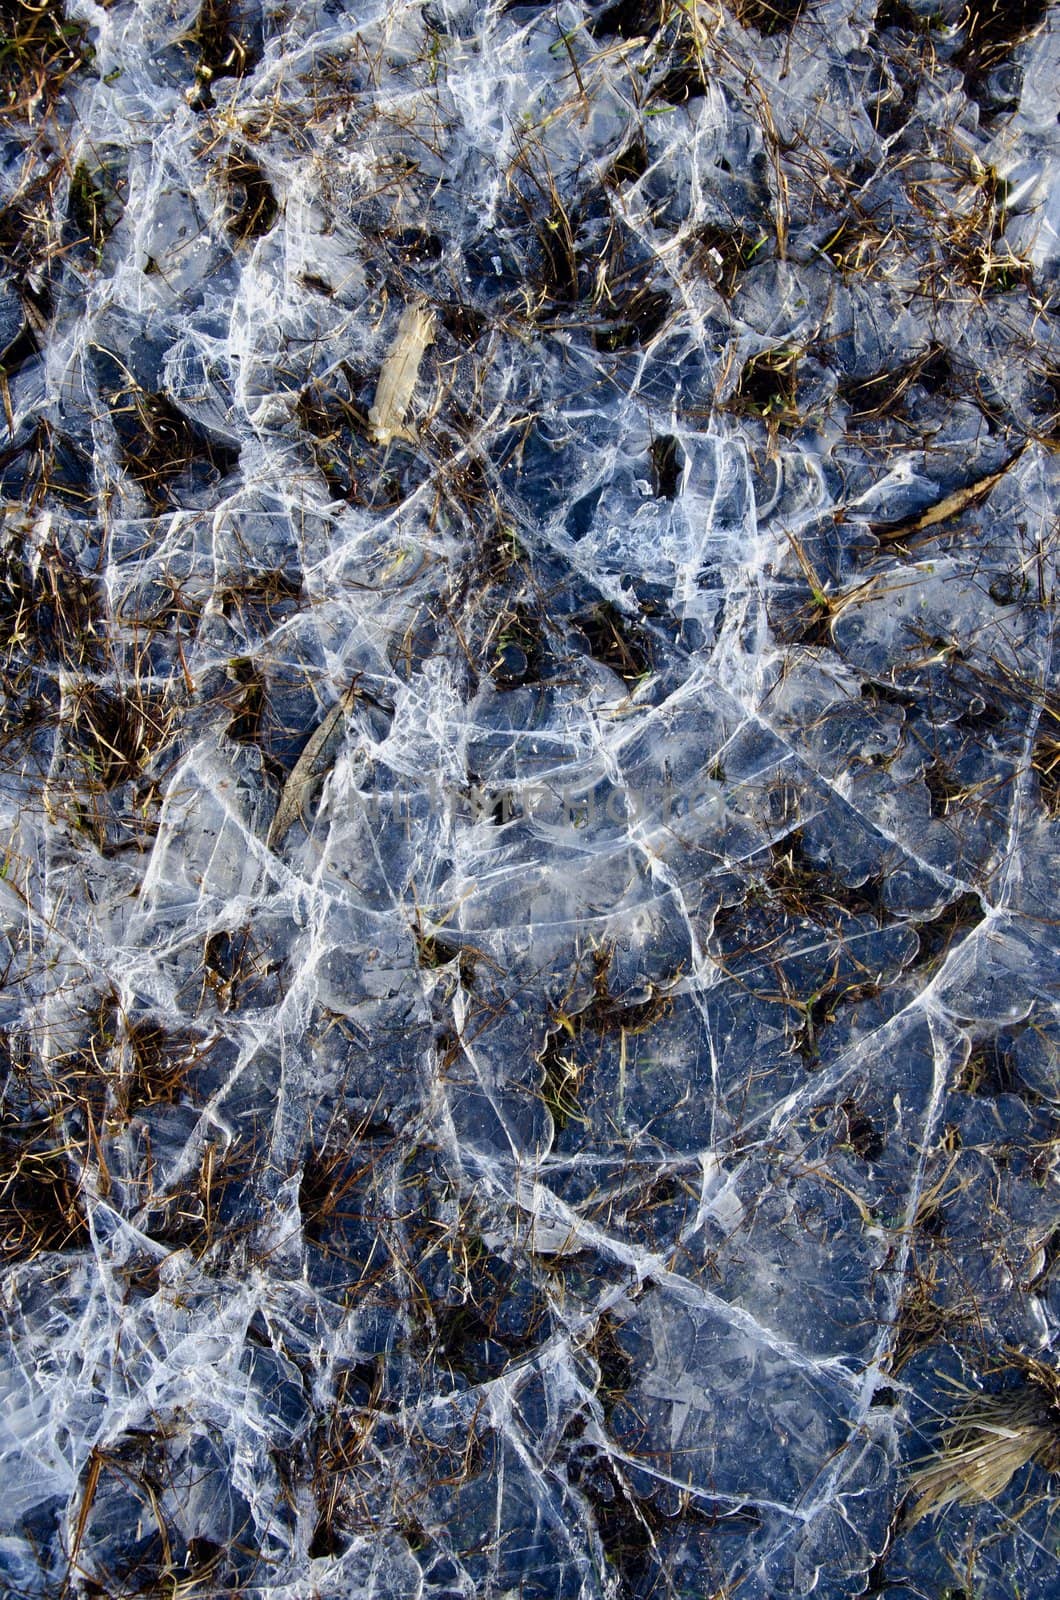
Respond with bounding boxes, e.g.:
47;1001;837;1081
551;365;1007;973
1;1;1059;1597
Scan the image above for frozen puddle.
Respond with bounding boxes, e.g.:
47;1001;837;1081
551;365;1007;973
0;1;1058;1596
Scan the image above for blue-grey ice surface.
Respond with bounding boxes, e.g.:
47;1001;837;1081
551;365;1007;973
0;0;1058;1596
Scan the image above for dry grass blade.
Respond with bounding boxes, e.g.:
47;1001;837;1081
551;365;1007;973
0;0;90;119
65;680;174;790
907;1357;1060;1526
267;679;361;849
874;448;1026;543
368;299;436;446
0;1123;87;1260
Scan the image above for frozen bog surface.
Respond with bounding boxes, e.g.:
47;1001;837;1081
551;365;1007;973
0;1;1058;1596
